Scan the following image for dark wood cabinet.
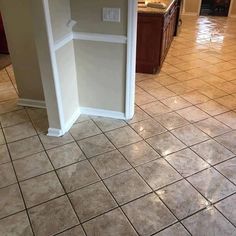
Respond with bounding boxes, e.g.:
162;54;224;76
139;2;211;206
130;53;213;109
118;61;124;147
136;1;178;74
0;13;9;54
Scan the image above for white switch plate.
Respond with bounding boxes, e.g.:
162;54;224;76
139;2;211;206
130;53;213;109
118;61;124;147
103;8;121;22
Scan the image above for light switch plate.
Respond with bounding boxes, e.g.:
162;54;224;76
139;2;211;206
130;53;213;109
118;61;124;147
103;8;121;22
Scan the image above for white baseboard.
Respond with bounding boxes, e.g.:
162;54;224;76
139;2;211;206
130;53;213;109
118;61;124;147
47;128;65;137
18;98;46;109
80;107;126;120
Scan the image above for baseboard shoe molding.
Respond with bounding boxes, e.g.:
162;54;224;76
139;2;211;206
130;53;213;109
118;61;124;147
182;12;198;16
18;98;46;109
80;107;126;120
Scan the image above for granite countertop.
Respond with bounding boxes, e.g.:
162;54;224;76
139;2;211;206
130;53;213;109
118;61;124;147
138;0;176;14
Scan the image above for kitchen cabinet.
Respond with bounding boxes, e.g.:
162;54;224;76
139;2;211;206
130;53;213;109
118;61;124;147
0;13;9;54
136;0;178;74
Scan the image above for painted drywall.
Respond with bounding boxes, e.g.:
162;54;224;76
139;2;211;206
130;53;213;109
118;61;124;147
71;0;128;35
74;40;126;112
231;0;236;14
0;0;44;101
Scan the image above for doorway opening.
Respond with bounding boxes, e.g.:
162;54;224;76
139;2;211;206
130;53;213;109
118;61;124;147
200;0;231;16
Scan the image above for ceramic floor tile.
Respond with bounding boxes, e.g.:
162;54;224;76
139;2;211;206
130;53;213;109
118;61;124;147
131;119;166;139
216;95;236;110
165;148;209;177
176;106;210;123
57;226;85;236
187;168;236;203
119;141;160;167
8;136;44;160
39;133;74;150
83;208;137;236
47;142;85;169
0;211;33;236
0;184;25;219
136;159;182;190
147;87;176;100
20;172;64;208
105;126;142;148
137;79;162;91
69;182;117;222
0;99;22;114
26;108;47;121
140;101;172;117
28;196;79;236
198;86;227;99
161;96;191;111
13;152;53;181
0;144;10;164
191;139;235;165
0;129;5;145
182;207;236;236
197;100;229;116
157;180;209;219
78;134;115;158
172;124;209;146
92;117;126;132
155;74;179;86
181;91;210;105
90;150;131;179
215;111;236;129
195;118;231;137
127;106;150;124
215;194;236;225
154;112;189;130
70;120;101;141
3;122;36;143
215;158;236;184
153;223;190;236
135;89;157;106
166;83;195;95
215;131;236;154
57;160;100;192
147;132;186;156
122;194;176;236
104;169;152;205
0;110;29;128
0;162;17;188
32;118;49;134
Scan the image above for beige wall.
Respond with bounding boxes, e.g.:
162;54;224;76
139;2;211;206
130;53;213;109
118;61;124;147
231;0;236;14
0;0;44;101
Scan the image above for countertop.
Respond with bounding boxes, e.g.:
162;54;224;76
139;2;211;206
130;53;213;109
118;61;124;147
138;0;176;14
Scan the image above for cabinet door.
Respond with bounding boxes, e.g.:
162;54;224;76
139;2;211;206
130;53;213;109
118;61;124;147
0;13;9;54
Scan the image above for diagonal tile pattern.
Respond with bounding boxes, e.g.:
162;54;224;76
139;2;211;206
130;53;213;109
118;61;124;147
1;16;236;235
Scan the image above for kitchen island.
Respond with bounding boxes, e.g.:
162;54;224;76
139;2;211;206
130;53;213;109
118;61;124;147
136;0;179;74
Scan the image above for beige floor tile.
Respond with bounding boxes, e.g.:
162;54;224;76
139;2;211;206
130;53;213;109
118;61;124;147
165;148;209;177
141;101;172;117
153;223;190;236
161;96;191;110
29;196;79;236
32;118;49;134
176;106;210;123
0;110;29;128
0;184;25;219
105;126;142;148
215;194;236;225
119;141;160;167
215;131;236;154
135;89;156;106
157;180;209;219
214;82;236;94
92;117;126;132
0;129;5;145
78;134;115;158
215;158;236;184
26;108;47;121
137;79;162;91
154;74;179;86
197;100;229;116
187;168;236;203
0;211;33;236
147;132;186;156
39;133;74;150
57;160;100;192
198;86;227;99
215;111;236;129
57;226;85;236
183;207;236;236
0;144;10;164
136;159;182;190
216;95;236;110
90;150;131;179
8;136;44;160
13;152;53;181
127;106;150;124
0;100;22;115
3;122;36;143
147;87;176;100
195;118;231;137
181;91;209;105
20;172;64;208
0;162;17;188
122;194;176;236
83;208;137;236
75;114;91;123
166;83;195;95
218;68;236;81
70;120;101;141
170;71;196;81
47;142;85;169
131;119;166;139
104;169;152;205
69;182;117;222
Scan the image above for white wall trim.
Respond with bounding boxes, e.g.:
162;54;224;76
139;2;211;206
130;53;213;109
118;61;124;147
18;98;46;109
54;32;74;51
125;0;138;120
80;107;126;120
47;128;64;137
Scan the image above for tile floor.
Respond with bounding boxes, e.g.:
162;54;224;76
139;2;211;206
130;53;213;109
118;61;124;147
1;16;236;236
